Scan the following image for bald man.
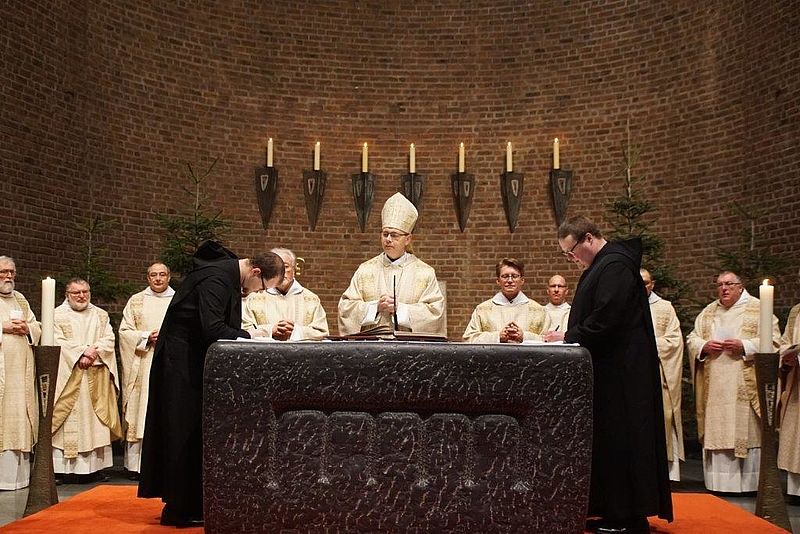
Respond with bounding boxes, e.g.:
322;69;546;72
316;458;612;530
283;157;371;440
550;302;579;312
544;274;570;332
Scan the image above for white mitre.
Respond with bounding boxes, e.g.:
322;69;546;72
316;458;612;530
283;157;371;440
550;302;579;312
381;192;418;233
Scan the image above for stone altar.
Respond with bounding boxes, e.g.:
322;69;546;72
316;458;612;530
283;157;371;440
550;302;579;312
203;341;593;533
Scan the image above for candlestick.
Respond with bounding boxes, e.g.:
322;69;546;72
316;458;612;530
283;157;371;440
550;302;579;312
267;137;273;167
409;143;416;174
553;138;560;169
458;142;465;173
759;279;774;353
314;141;320;171
362;142;369;172
40;277;55;345
506;141;513;172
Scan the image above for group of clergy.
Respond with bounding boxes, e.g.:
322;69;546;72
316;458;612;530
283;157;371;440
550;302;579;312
0;192;799;503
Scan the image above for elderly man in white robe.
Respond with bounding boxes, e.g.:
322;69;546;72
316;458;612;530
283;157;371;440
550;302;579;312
687;270;780;493
243;248;329;341
463;258;549;343
544;274;571;332
641;268;685;482
0;256;41;490
119;262;174;478
52;278;121;482
338;192;445;336
778;268;800;499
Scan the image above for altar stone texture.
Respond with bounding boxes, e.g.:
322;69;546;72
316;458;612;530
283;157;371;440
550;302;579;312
203;341;593;533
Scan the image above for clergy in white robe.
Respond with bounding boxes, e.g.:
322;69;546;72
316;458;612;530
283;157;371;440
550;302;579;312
463;258;549;343
778;300;800;496
118;263;174;474
242;248;329;341
0;256;41;490
641;268;685;481
338;193;445;336
52;278;121;476
544;274;571;332
687;271;780;493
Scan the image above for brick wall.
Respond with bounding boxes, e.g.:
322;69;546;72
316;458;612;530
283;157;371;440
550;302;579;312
3;0;799;337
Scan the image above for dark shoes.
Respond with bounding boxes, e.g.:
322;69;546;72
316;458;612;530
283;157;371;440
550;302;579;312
586;517;650;533
160;506;204;528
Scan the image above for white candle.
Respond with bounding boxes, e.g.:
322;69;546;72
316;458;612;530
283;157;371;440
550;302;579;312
409;143;416;174
506;141;513;172
266;137;273;168
553;138;560;169
458;142;465;173
313;141;320;171
362;142;368;173
41;277;55;345
759;279;774;353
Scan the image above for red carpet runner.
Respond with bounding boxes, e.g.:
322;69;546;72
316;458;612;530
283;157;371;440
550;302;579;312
0;486;789;533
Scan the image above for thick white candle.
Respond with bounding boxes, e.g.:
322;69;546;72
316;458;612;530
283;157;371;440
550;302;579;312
362;143;368;172
41;277;55;345
409;143;416;174
458;142;465;173
314;141;320;171
506;141;513;172
759;279;774;353
553;138;560;169
267;137;273;167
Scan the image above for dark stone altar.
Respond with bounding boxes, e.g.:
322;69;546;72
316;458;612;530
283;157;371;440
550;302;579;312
203;341;593;533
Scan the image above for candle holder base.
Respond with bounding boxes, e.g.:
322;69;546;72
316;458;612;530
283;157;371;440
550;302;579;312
401;172;425;212
753;351;791;531
500;171;524;233
255;166;278;230
451;172;475;232
549;168;573;227
302;169;327;231
352;172;375;232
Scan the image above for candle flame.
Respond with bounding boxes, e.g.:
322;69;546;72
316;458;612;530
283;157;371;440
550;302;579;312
762;279;770;285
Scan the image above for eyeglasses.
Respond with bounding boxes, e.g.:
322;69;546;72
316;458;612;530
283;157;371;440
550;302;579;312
67;290;90;295
381;231;409;240
0;269;16;277
716;281;742;289
499;273;522;280
560;234;587;258
548;284;567;289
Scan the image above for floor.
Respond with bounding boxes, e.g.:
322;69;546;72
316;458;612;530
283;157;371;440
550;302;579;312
1;454;799;531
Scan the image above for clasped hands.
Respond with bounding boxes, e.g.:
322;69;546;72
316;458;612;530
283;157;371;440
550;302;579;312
500;321;523;343
78;346;99;369
271;320;294;341
2;319;29;336
702;339;745;359
377;295;395;315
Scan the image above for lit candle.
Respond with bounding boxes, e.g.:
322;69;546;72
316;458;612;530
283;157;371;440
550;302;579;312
409;143;416;174
506;141;513;172
759;279;774;353
41;277;55;345
458;142;465;173
553;138;560;169
313;141;320;171
267;137;273;168
362;142;369;173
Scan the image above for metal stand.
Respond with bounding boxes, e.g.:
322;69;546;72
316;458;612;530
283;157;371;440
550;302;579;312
753;351;792;531
400;172;425;211
500;171;524;233
302;169;327;230
23;345;61;517
549;168;573;227
351;171;375;232
451;172;475;232
255;166;278;229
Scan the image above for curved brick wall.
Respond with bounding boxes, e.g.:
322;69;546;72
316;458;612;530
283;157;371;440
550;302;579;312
3;1;799;337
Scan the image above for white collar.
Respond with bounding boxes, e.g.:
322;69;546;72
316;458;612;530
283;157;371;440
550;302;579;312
267;279;303;296
144;286;175;298
648;292;661;304
545;301;570;309
383;252;409;266
492;291;529;306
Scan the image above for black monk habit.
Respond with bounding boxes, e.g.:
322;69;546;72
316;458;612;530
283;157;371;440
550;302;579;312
565;238;673;522
138;242;250;519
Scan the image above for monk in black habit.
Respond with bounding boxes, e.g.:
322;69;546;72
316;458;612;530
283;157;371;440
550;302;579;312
545;216;673;534
138;241;284;527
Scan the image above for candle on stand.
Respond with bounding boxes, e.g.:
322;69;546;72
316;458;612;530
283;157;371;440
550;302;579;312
553;138;560;169
506;141;513;172
361;142;369;172
267;137;273;167
409;143;416;173
458;142;465;173
40;277;55;345
758;279;774;353
313;141;320;171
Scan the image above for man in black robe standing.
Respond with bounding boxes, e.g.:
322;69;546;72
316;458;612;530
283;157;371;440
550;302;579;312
544;216;673;533
138;241;284;527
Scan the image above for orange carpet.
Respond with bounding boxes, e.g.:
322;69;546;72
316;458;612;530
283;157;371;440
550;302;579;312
0;486;791;533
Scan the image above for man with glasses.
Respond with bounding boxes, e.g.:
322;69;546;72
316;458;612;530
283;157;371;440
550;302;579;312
138;241;284;527
463;258;549;343
0;256;41;489
687;271;780;493
338;192;445;336
242;247;329;341
52;278;120;483
544;274;571;332
543;216;672;533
